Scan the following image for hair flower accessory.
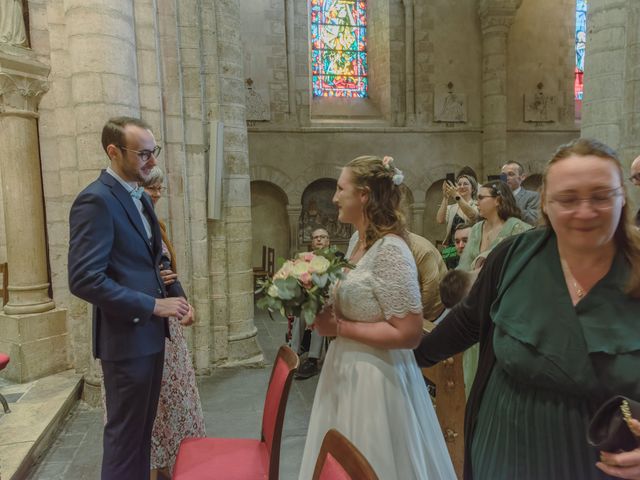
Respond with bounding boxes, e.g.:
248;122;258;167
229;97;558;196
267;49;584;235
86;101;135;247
382;156;404;185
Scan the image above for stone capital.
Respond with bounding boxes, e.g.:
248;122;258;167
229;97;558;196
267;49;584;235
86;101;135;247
478;0;522;33
0;45;50;116
286;204;302;215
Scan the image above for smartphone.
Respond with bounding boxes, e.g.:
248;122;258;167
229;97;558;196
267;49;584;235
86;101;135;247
487;174;502;182
445;172;455;183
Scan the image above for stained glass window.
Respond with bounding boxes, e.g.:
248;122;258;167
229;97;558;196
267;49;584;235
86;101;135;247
311;0;368;98
575;0;587;102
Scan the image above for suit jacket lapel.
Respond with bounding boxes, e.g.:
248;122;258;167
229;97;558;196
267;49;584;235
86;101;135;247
141;193;162;260
100;172;154;255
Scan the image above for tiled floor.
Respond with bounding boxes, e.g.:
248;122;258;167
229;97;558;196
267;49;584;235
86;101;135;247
26;310;320;479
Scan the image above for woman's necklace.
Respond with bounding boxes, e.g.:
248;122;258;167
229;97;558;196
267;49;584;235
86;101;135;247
560;258;585;298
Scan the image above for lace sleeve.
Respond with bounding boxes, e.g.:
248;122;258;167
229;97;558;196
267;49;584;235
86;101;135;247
372;237;423;320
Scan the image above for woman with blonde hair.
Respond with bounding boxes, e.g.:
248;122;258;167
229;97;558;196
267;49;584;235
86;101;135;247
298;156;456;480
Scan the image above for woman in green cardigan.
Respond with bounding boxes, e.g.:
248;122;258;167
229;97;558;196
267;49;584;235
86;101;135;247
415;138;640;479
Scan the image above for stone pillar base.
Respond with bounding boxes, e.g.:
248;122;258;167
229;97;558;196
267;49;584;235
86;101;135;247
227;327;264;366
0;308;70;383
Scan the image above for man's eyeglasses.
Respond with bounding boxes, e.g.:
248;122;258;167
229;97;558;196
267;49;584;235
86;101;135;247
118;145;162;162
628;173;640;184
312;235;329;240
548;187;623;212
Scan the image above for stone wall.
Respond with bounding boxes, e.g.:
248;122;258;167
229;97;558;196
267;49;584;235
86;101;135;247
0;0;262;389
242;0;579;247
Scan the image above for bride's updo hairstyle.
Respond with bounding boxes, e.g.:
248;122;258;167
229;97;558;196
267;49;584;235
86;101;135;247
345;155;407;249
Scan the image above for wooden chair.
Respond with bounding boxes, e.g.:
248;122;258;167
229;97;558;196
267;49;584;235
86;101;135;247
0;262;8;305
173;345;299;479
422;354;466;479
312;429;379;480
253;246;275;290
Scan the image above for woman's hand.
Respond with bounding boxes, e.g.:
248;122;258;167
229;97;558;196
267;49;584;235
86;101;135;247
442;180;456;199
179;304;195;326
312;305;338;337
160;268;178;286
596;419;640;479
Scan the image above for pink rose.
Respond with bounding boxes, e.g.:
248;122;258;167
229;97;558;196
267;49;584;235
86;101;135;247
298;271;312;287
300;252;315;262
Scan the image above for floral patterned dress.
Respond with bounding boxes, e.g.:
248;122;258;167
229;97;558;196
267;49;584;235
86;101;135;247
150;243;206;471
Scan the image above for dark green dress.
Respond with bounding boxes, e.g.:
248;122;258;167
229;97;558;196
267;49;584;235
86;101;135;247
471;234;640;479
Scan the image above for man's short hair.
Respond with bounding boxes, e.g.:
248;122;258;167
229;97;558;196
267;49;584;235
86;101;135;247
311;228;329;238
504;161;525;176
101;117;151;154
455;222;473;232
439;269;474;308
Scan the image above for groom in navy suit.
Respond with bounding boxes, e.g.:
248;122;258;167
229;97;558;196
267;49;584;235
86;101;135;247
68;117;190;480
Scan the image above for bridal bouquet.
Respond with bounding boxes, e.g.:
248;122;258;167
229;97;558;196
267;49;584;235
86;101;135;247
256;246;354;325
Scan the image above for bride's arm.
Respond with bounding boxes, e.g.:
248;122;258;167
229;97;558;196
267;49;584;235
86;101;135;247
337;312;423;349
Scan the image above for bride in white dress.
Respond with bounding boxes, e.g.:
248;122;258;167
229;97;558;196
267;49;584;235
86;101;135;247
298;156;456;480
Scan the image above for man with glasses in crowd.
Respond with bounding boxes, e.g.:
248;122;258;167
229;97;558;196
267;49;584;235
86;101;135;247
68;117;190;480
630;155;640;226
501;161;540;225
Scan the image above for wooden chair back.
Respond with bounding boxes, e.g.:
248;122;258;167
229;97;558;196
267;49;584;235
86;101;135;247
262;345;299;479
266;247;275;277
422;354;466;479
312;429;379;480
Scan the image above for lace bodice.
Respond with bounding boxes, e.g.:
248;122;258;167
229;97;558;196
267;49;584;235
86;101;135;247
335;233;423;323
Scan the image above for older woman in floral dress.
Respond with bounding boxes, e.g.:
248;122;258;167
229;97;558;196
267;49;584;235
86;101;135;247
142;167;206;479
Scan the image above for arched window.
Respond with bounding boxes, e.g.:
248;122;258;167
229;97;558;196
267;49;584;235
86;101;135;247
310;0;368;98
575;0;587;114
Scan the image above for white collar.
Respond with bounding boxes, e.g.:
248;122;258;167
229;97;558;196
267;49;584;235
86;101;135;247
106;167;138;193
513;186;522;196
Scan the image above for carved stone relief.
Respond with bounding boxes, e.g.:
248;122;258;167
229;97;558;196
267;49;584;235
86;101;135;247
524;83;557;123
245;77;270;122
434;83;467;123
298;179;352;246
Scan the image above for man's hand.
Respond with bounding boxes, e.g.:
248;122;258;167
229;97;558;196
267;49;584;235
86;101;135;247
159;268;178;286
154;297;189;319
179;304;195;326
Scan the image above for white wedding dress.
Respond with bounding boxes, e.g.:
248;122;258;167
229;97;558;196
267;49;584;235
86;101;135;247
298;233;456;480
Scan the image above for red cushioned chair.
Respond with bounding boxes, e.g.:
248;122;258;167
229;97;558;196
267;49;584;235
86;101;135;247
0;353;10;413
173;345;299;480
312;429;379;480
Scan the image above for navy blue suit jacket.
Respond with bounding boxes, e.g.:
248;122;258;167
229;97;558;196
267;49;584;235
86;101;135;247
68;171;183;361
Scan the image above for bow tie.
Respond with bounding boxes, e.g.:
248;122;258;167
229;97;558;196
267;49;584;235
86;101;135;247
130;186;144;200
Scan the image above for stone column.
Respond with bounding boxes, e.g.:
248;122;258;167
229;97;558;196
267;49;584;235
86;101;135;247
217;0;262;364
580;0;627;149
478;0;521;177
0;45;69;382
287;204;301;256
402;0;415;125
411;202;426;237
64;0;140;403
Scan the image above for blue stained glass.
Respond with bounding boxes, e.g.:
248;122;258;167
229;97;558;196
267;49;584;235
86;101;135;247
311;0;368;98
576;0;587;72
575;0;587;102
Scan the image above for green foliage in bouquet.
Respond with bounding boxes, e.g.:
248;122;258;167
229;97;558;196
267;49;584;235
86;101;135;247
255;246;354;326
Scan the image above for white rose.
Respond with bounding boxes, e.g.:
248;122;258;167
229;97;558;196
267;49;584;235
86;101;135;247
267;284;280;297
309;255;330;274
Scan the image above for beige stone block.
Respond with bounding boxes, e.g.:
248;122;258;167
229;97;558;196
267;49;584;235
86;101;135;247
57;136;79;170
65;6;133;38
0;309;70;382
54;107;77;137
68;36;137;79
